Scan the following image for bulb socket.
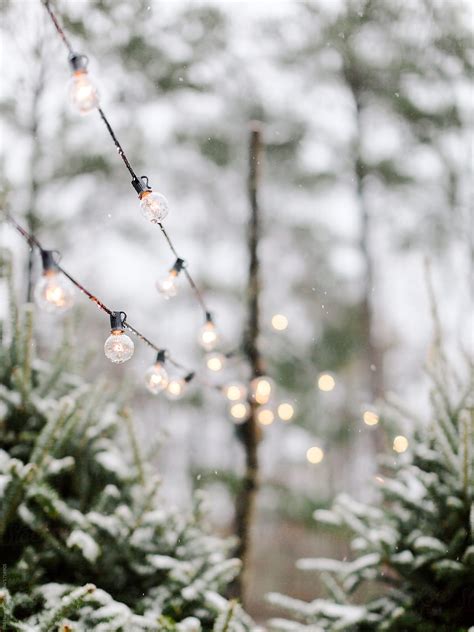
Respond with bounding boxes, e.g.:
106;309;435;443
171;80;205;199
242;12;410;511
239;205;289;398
184;372;195;383
205;311;213;324
68;52;88;73
172;258;186;274
132;175;152;196
40;250;58;273
156;349;167;364
110;311;127;332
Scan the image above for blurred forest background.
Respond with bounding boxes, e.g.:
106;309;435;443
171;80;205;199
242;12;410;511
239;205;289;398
0;0;472;622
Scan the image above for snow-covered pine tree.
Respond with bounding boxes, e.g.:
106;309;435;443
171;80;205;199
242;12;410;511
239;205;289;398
0;252;253;631
267;340;473;630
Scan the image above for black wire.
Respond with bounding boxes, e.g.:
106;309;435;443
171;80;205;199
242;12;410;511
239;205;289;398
97;107;138;181
42;1;73;54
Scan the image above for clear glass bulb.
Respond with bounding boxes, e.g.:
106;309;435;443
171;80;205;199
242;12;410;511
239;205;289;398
229;401;250;424
34;272;74;313
198;321;219;351
144;362;169;394
140;191;169;223
223;382;247;402
250;376;274;405
206;352;225;372
69;70;99;114
166;378;186;400
104;331;134;364
156;272;177;299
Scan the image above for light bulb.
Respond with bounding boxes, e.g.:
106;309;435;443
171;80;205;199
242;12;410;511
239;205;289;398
34;250;74;313
198;315;219;351
256;405;275;426
206;352;225;372
104;311;134;364
104;332;134;364
306;446;324;464
363;410;379;426
250;376;274;405
34;272;74;313
140;190;169;223
166;378;186;400
156;271;178;299
69;71;99;114
223;382;247;402
271;314;288;331
317;373;335;392
145;362;169;394
393;435;409;453
229;401;250;424
277;402;294;422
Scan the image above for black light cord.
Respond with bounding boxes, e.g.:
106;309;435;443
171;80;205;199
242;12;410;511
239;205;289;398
41;0;213;324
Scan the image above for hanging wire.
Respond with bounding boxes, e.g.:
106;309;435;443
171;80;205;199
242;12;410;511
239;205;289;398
42;0;213;324
5;212;203;377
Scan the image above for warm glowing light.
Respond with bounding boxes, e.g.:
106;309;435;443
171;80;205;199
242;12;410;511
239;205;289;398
277;402;294;422
229;401;250;423
34;273;74;313
250;377;273;404
104;331;134;364
393;435;409;453
318;373;335;392
224;383;247;402
69;71;99;114
145;363;169;394
363;410;379;426
166;378;186;400
306;446;324;464
156;272;177;299
271;314;288;331
139;190;169;223
198;320;219;351
256;406;274;426
206;352;225;372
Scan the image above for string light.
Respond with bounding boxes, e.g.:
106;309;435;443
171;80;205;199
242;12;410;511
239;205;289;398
306;445;324;464
165;373;194;400
271;314;288;331
132;176;169;224
363;410;379;426
277;402;294;422
256;406;275;426
250;376;274;404
198;312;219;351
223;383;247;402
317;373;335;392
393;435;409;453
144;350;169;394
42;1;216;329
156;258;185;300
34;250;74;313
206;352;225;372
68;53;99;114
104;311;134;364
229;401;250;424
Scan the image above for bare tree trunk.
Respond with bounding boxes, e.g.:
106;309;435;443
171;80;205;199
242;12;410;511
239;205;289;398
232;123;265;604
352;90;386;454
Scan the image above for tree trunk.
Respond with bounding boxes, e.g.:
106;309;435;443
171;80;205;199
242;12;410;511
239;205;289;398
352;90;386;454
232;123;265;604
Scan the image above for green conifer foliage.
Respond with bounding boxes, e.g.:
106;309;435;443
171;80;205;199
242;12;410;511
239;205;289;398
0;253;252;631
267;346;473;630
